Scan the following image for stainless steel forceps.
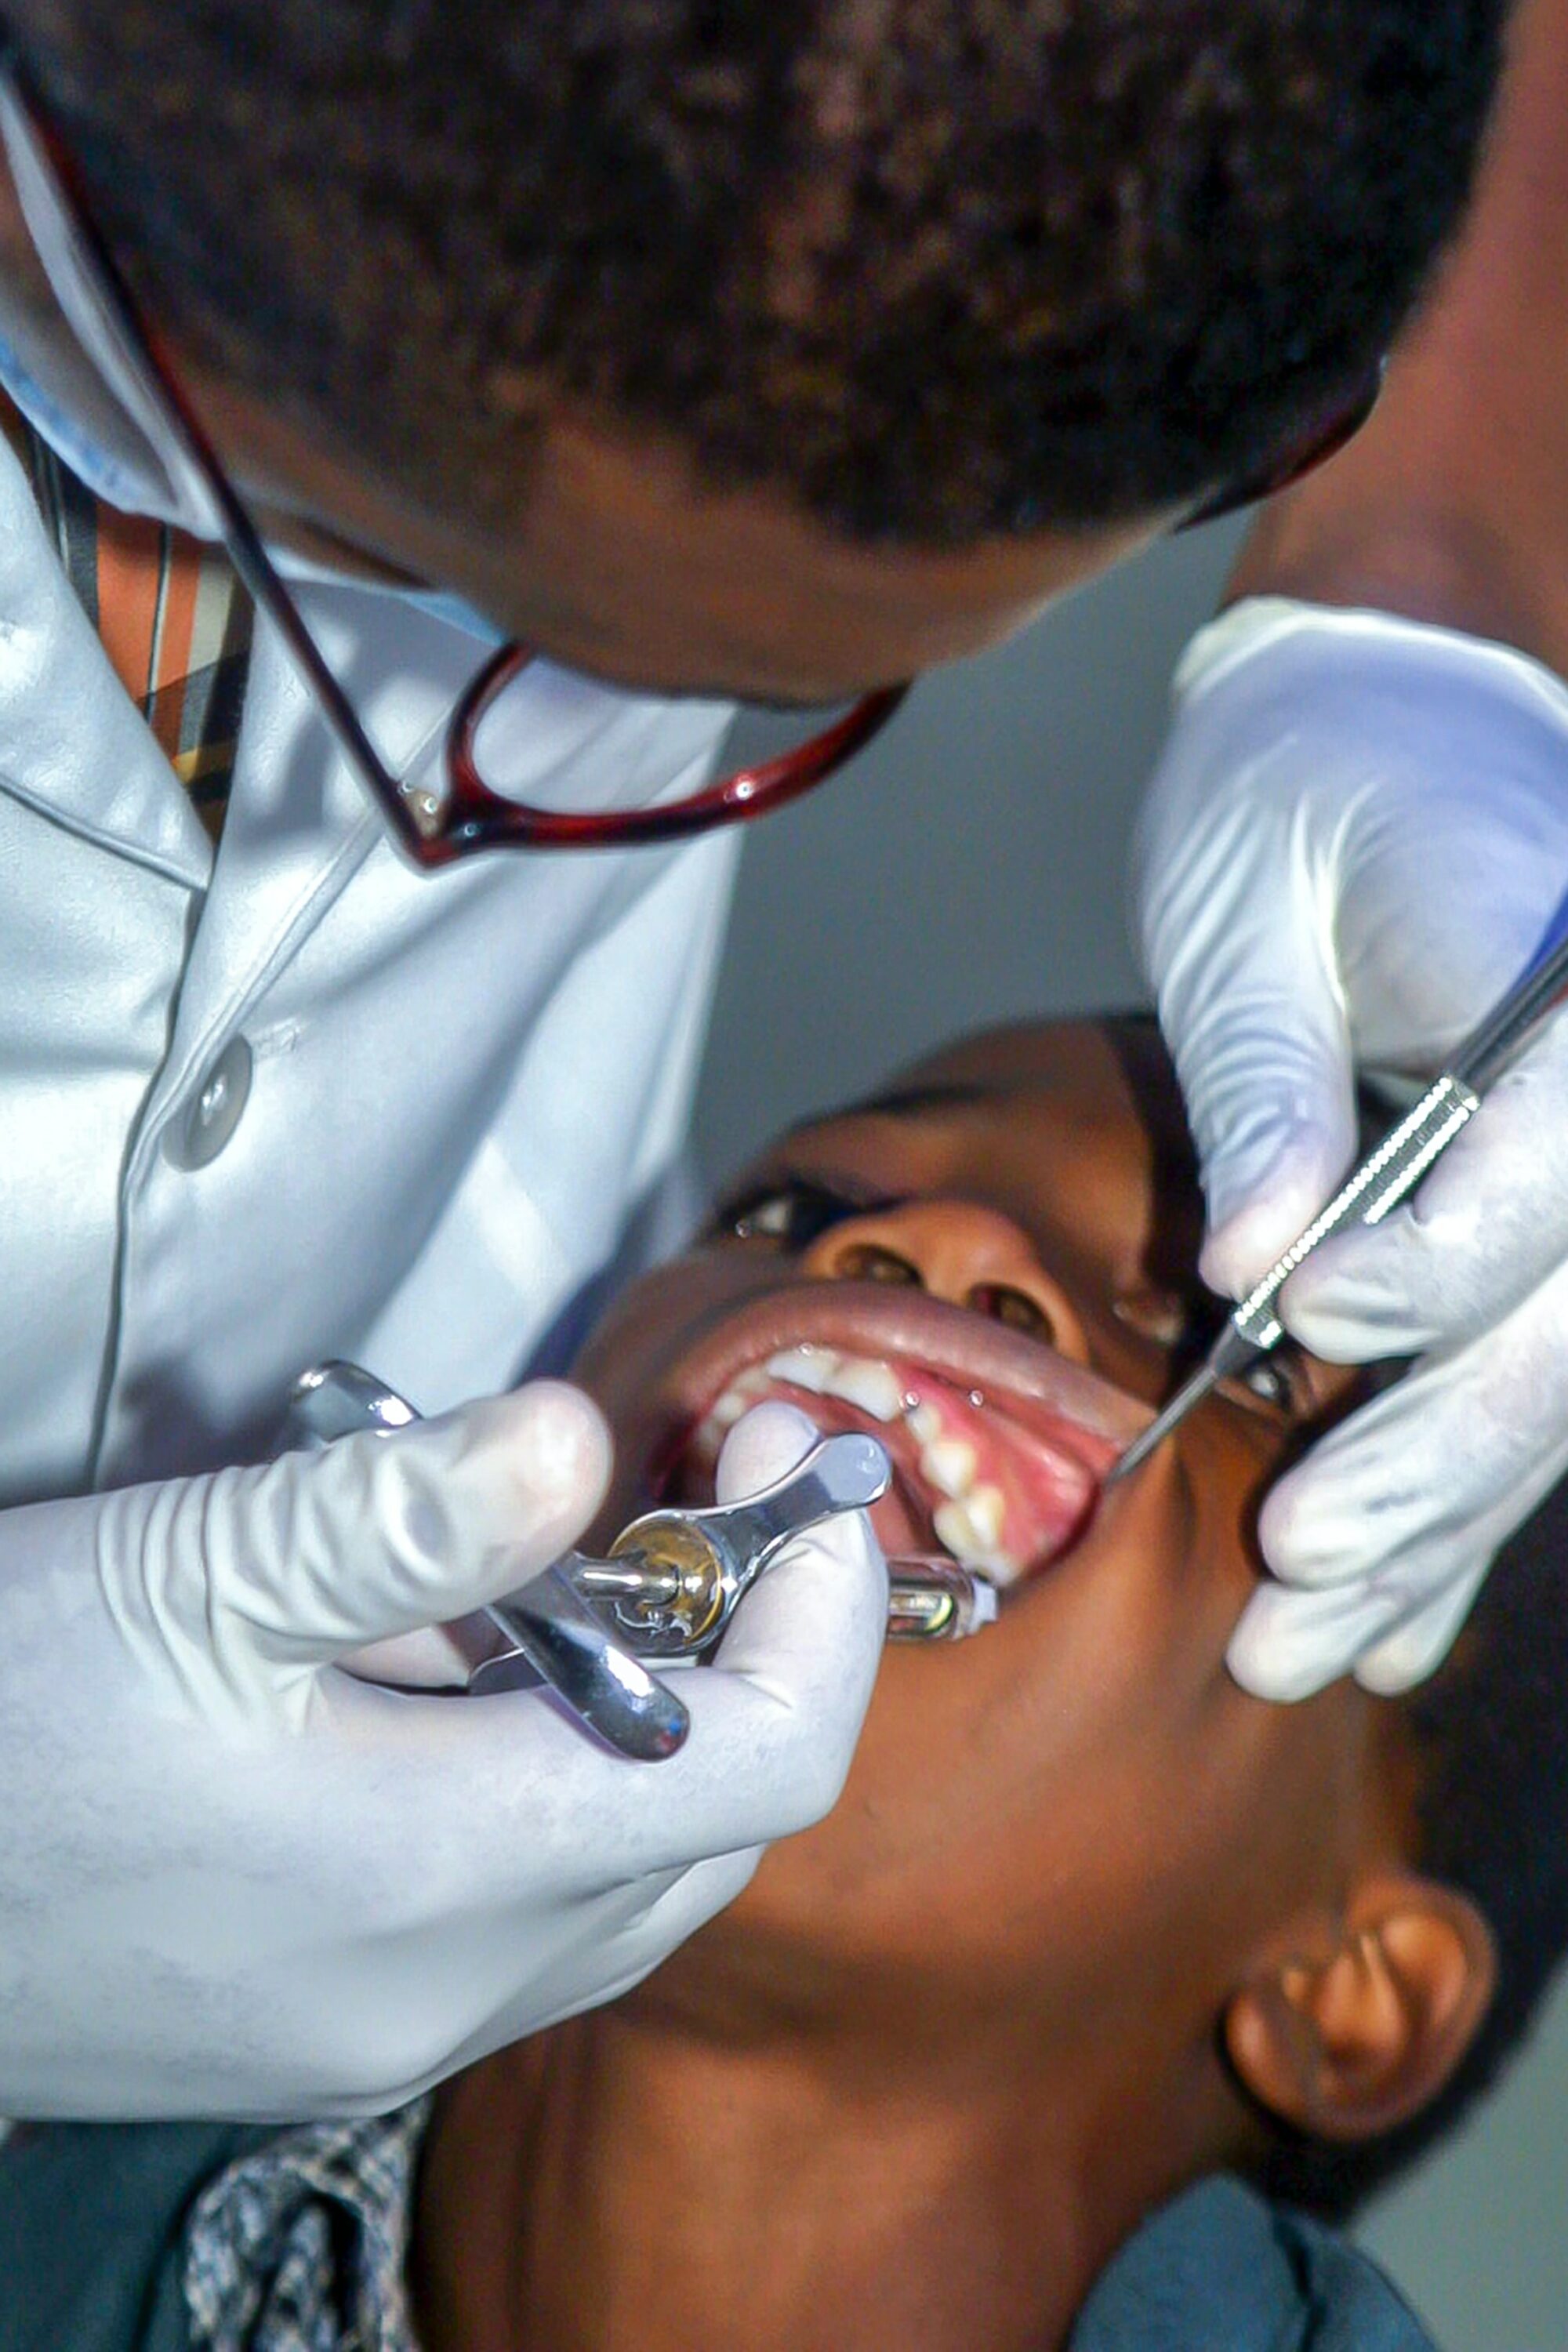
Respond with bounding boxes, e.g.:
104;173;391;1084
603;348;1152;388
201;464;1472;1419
1109;894;1568;1483
283;1362;996;1763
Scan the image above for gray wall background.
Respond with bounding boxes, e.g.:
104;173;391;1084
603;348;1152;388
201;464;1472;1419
691;519;1568;2349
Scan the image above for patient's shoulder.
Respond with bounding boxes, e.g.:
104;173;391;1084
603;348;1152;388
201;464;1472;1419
1069;2174;1438;2352
0;2118;260;2352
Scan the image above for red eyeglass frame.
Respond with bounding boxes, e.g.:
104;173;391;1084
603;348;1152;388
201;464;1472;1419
1177;364;1385;533
448;648;903;855
1;47;1378;869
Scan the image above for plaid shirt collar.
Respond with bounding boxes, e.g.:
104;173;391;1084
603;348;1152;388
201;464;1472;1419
182;2100;430;2352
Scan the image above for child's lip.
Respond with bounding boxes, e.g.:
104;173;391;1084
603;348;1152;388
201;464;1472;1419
654;1283;1156;1584
666;1281;1155;1455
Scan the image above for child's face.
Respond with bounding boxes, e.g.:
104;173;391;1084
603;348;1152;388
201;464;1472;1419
573;1022;1413;2046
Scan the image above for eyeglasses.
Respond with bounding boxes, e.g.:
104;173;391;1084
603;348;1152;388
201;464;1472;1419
0;53;906;869
1177;365;1385;533
1;49;1377;871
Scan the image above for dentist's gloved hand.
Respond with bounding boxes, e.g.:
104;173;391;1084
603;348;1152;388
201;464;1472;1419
0;1384;884;2119
1136;596;1568;1700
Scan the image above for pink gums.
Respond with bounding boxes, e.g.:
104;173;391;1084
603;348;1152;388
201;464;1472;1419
702;1351;1107;1578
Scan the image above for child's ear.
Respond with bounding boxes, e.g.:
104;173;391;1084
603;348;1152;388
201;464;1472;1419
1223;1876;1496;2141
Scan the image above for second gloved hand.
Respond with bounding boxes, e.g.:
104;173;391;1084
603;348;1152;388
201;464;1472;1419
0;1385;884;2118
1135;596;1568;1699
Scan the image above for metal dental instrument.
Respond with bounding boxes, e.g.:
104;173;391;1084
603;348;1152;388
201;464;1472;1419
564;1502;1000;1657
284;1363;694;1759
286;1362;996;1705
539;1429;895;1665
883;1555;1001;1642
285;1362;994;1760
288;1363;998;1648
1109;905;1568;1485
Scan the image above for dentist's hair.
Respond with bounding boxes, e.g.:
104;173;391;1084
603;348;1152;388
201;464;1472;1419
12;0;1503;544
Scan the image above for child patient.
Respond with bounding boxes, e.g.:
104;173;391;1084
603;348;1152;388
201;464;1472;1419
5;1018;1566;2352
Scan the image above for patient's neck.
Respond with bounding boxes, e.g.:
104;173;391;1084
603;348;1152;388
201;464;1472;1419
412;1978;1230;2352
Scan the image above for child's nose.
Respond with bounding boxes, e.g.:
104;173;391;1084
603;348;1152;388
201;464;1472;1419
800;1200;1090;1363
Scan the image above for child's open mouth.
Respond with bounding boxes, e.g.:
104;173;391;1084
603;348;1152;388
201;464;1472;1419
666;1288;1149;1589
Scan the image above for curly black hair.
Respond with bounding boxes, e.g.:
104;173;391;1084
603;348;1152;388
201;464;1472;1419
13;0;1504;545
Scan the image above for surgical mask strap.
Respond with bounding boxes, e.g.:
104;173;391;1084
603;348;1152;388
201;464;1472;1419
0;53;219;533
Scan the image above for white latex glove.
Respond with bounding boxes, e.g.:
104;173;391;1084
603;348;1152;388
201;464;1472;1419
1135;596;1568;1700
0;1386;883;2118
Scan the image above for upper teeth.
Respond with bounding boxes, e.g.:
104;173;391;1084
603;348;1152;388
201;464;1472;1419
923;1436;977;1498
765;1345;906;1422
699;1344;1024;1584
935;1491;1007;1563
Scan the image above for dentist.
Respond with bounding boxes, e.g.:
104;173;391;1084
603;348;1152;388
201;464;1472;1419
0;1;1502;2118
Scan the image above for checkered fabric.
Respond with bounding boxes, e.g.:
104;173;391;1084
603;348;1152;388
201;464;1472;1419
182;2101;430;2352
1;394;253;842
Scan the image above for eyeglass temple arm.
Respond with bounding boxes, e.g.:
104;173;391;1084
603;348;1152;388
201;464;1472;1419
0;49;910;872
0;48;448;866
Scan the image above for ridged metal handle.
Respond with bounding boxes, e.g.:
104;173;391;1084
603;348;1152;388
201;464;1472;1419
1108;1070;1484;1486
1232;1072;1480;1348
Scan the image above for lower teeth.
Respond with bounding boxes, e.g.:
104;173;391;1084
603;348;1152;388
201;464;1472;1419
932;1498;1020;1584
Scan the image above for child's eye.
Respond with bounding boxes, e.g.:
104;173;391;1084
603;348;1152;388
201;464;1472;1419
1221;1350;1302;1417
720;1176;891;1251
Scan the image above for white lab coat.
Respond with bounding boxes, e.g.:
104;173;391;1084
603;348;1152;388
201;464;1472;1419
0;434;739;1506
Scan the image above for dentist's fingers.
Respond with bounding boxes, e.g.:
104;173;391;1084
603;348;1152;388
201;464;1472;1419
1352;1561;1496;1696
712;1396;821;1505
1139;599;1568;1706
208;1383;610;1664
85;1381;612;1726
1260;1269;1568;1594
1134;662;1358;1295
680;1399;886;1840
1195;1037;1357;1304
1228;1541;1494;1703
449;1400;887;1882
1229;1269;1568;1698
1228;1577;1401;1703
1280;1013;1568;1359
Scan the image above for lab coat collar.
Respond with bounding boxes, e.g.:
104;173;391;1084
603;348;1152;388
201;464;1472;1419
0;430;212;884
155;580;478;1080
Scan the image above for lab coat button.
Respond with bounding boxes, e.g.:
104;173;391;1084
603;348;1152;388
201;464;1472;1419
169;1036;252;1169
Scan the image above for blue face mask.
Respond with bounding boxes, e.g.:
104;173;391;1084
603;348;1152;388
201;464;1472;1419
0;319;187;517
394;587;509;646
244;536;510;645
0;316;507;645
0;84;509;647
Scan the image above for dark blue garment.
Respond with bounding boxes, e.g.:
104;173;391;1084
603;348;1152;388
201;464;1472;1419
1070;2176;1441;2352
0;2120;260;2352
1;2124;1438;2352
